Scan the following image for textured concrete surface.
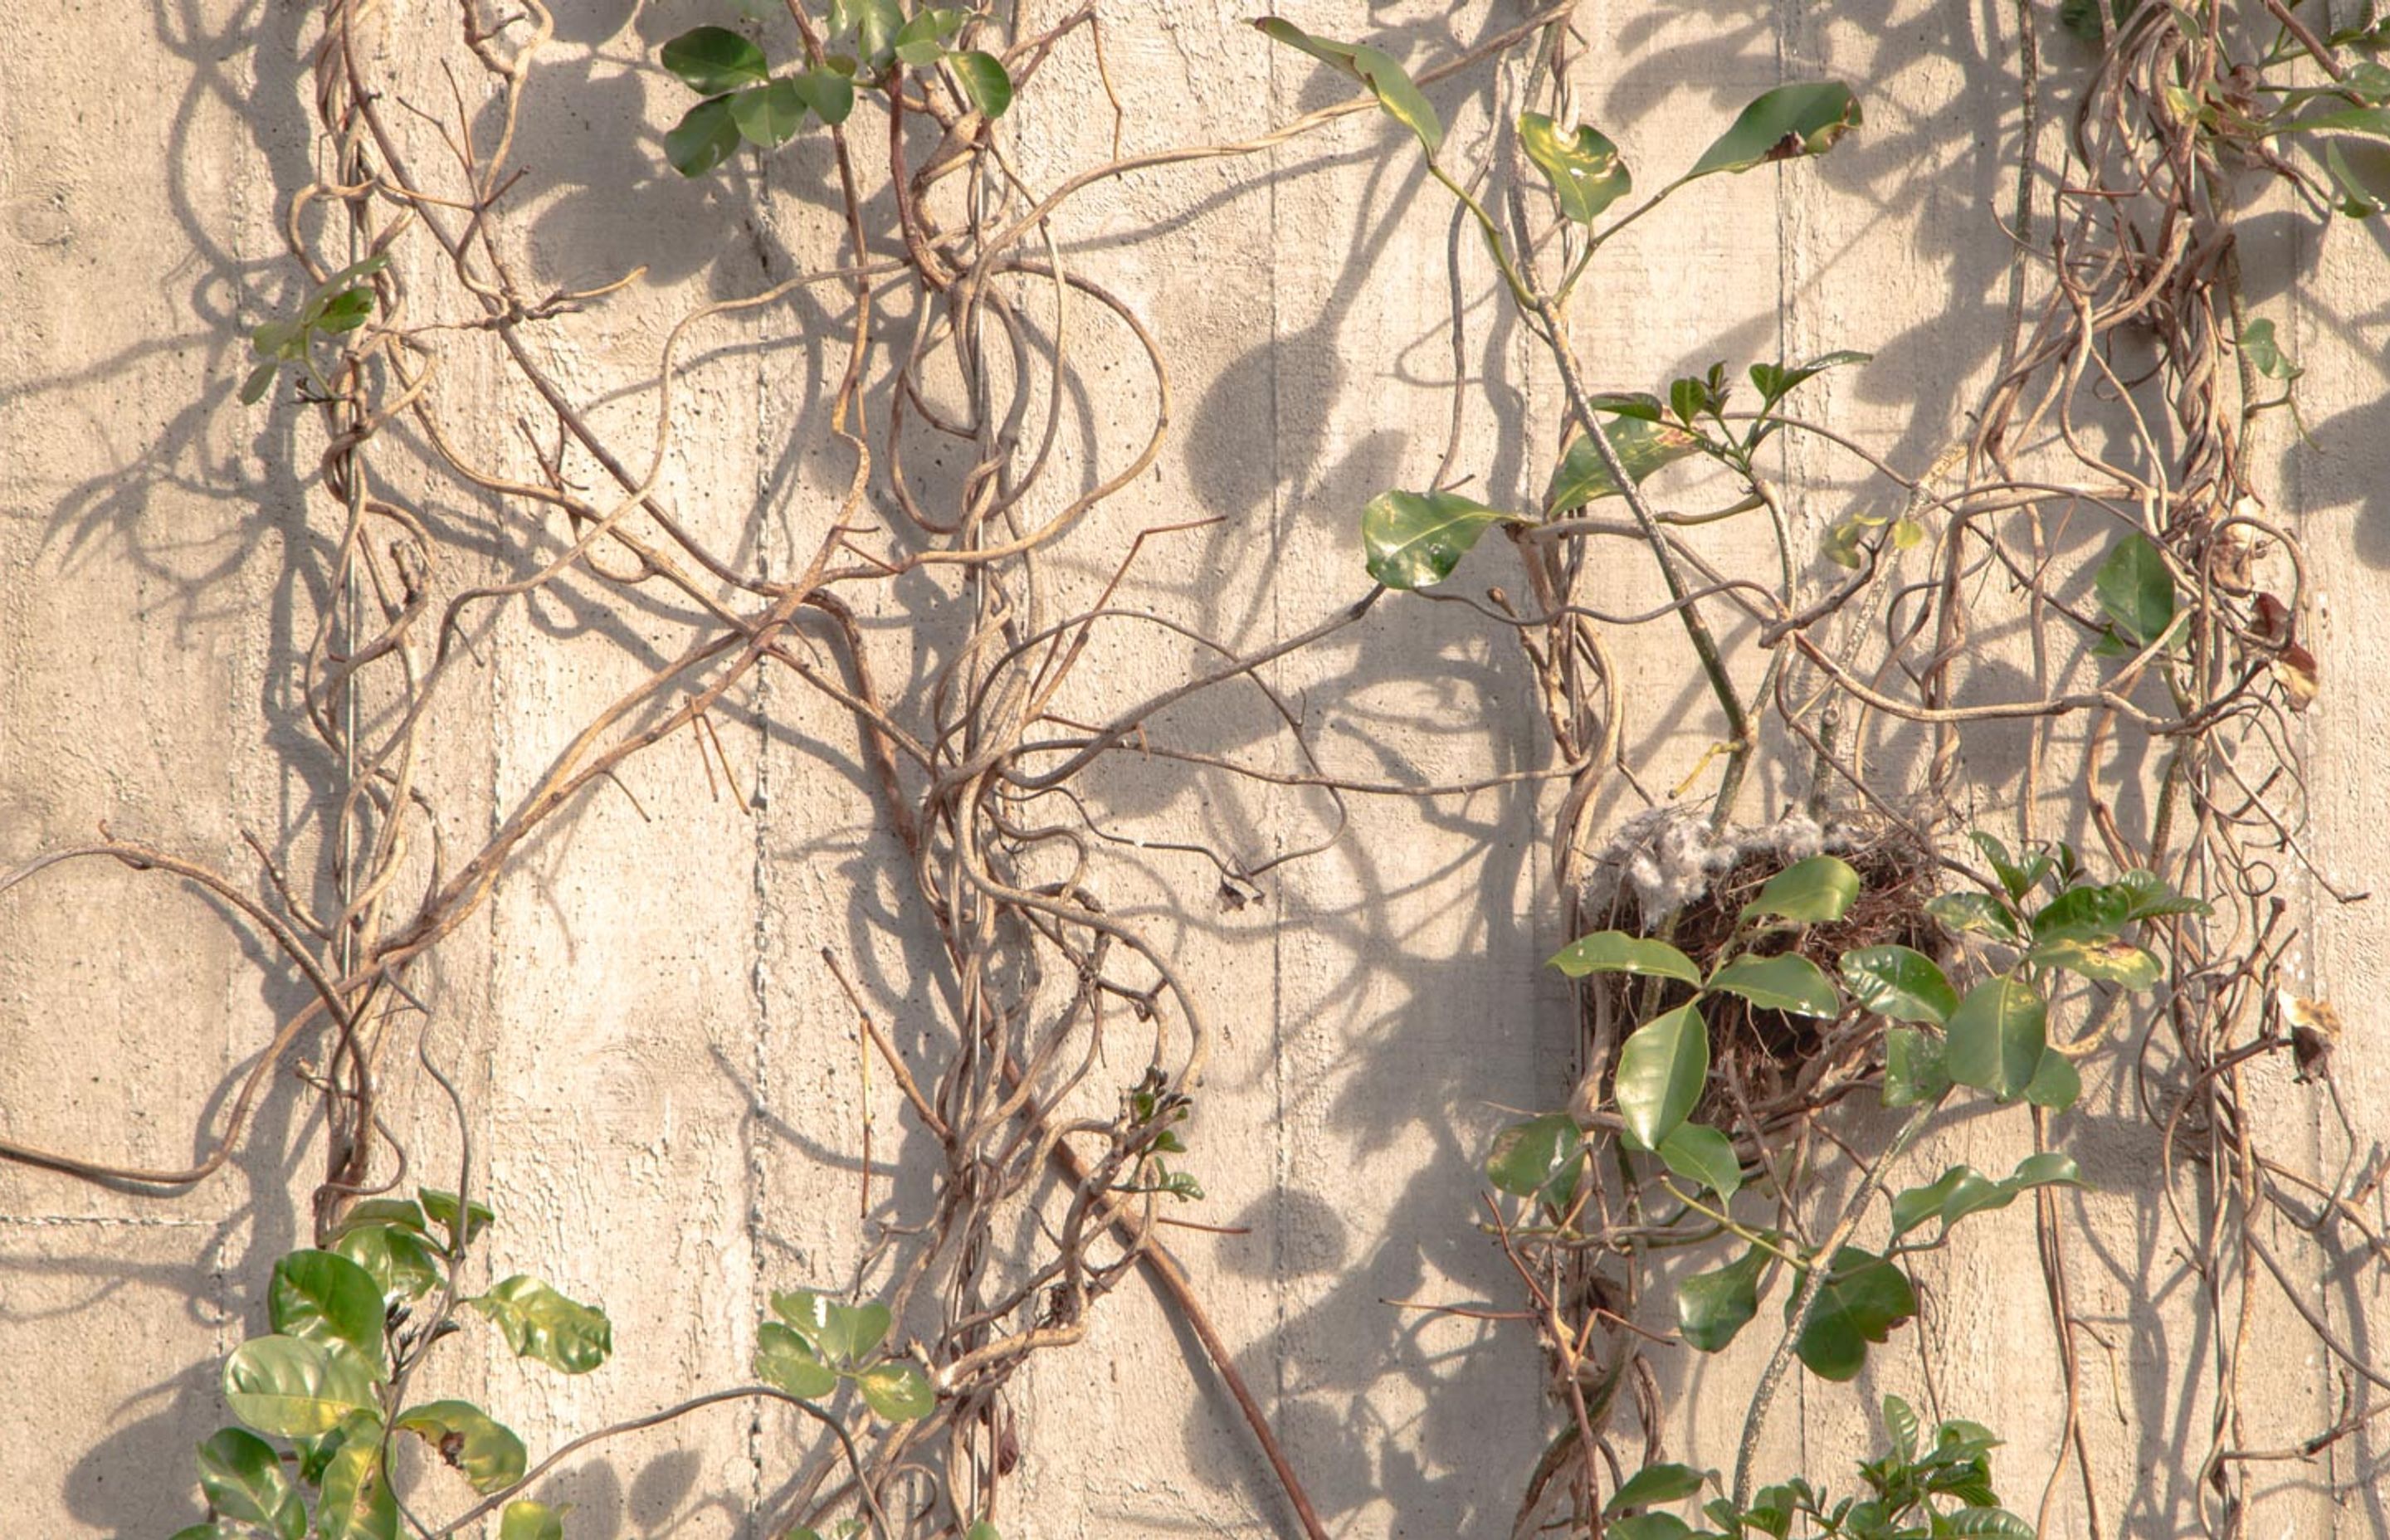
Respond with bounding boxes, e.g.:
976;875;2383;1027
3;2;2386;1538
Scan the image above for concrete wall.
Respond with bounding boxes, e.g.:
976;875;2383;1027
3;2;2385;1537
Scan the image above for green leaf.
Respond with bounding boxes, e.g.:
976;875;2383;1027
661;27;771;95
316;1440;398;1540
1689;82;1861;178
1968;831;2051;902
315;287;374;335
893;7;967;66
1840;946;1958;1025
1677;1245;1767;1352
2322;138;2390;217
1881;1026;1951;1108
2022;1045;2081;1112
1889;1165;2014;1239
791;68;856;126
2059;0;2105;42
1485;1113;1585;1201
471;1276;612;1374
2286;104;2390;136
269;1250;388;1374
1607;1462;1709;1513
397;1401;528;1495
170;1528;230;1540
1749;350;1870;407
2028;936;2162;990
820;1299;893;1363
1790;1246;1916;1382
966;1523;1003;1540
770;1287;832;1349
1705;954;1838;1016
1519;111;1632;223
756;1321;840;1398
1544;417;1705;511
2239;318;2302;382
1945;975;2046;1101
331;1221;444;1303
223;1335;380;1438
1656;1121;1741;1201
950;51;1013;118
855;1361;935;1421
2028;883;2131;943
1883;1393;1919;1462
1614;1003;1709;1150
1943;1508;2034;1538
729;81;807;147
2093;534;2178;650
1548;930;1701;986
1254;20;1443;154
196;1427;305;1540
499;1503;568;1540
2110;869;2211;922
666;95;744;177
1925;890;2022;943
1741;855;1861;924
1361;490;1522;589
239;361;280;405
1608;1517;1694;1540
418;1189;493;1248
333;1198;427;1236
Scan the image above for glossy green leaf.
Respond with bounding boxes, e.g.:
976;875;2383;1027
314;287;374;335
1840;945;1957;1025
966;1523;1002;1540
1254;20;1442;154
471;1277;612;1374
499;1503;567;1540
1790;1246;1916;1382
1944;1508;2034;1538
1889;1166;2011;1239
331;1222;444;1303
1607;1462;1708;1513
2022;1046;2081;1112
1881;1026;1951;1108
1656;1121;1741;1201
1742;855;1861;924
417;1187;493;1246
855;1361;935;1421
2110;869;2211;921
730;81;807;147
1968;831;2051;902
893;7;967;66
791;68;856;126
1607;1516;1694;1540
1946;974;2046;1100
223;1335;380;1438
2028;936;2162;990
1925;890;2022;942
1362;490;1522;589
169;1527;229;1540
1544;417;1705;511
756;1321;840;1398
397;1401;528;1495
771;1288;832;1349
1519;111;1632;223
334;1198;427;1236
1689;82;1861;178
1705;954;1838;1016
661;27;770;95
1749;350;1870;407
951;51;1012;118
196;1427;305;1540
1485;1113;1585;1201
1676;1244;1767;1352
666;95;743;177
316;1440;398;1540
2094;534;2177;649
831;0;903;65
2028;883;2131;943
269;1250;388;1374
1614;1003;1709;1150
1548;930;1701;986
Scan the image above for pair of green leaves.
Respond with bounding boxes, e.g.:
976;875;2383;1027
660;13;1012;178
1670;1241;1917;1383
754;1288;936;1421
241;255;387;404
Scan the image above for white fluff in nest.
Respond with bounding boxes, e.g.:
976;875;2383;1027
1593;807;1846;920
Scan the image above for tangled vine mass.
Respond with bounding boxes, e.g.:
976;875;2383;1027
5;2;2387;1538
